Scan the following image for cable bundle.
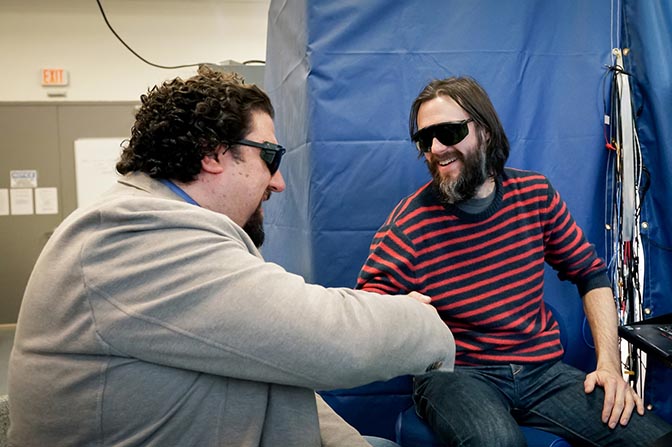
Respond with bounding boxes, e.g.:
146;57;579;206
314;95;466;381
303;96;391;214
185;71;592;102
603;48;647;392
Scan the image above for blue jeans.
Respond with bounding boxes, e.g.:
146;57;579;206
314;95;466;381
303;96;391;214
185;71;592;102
413;361;672;446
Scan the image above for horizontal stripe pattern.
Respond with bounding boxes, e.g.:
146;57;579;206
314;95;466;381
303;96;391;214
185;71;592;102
357;168;607;366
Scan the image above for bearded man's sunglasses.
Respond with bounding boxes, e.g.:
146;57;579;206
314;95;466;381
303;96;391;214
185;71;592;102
233;139;286;175
412;119;473;153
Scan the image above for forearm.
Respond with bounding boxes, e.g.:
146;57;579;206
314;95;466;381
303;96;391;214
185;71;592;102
582;286;620;373
582;286;646;426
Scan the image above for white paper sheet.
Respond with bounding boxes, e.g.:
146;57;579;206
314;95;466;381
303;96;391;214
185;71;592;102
74;138;125;209
35;187;59;214
10;189;34;215
0;189;9;215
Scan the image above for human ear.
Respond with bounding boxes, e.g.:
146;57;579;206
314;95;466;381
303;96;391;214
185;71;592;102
201;152;225;174
479;127;491;147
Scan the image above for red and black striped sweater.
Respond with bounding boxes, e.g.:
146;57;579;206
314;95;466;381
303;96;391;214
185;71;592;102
356;168;610;366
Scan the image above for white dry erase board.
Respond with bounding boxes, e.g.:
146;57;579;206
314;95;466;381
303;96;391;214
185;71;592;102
74;138;125;208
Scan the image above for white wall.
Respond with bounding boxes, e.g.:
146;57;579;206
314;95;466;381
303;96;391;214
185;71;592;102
0;0;271;102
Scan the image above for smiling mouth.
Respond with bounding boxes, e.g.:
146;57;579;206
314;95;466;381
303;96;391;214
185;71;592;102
438;157;457;167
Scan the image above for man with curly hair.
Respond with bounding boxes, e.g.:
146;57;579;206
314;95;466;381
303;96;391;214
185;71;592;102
8;66;454;447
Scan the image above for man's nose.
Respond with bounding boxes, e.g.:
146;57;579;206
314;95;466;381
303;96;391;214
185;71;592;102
269;169;286;193
430;137;450;154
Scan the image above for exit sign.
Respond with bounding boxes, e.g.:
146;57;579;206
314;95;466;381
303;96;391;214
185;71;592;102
41;68;69;86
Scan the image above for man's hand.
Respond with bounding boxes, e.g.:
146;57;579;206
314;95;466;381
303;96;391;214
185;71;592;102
408;291;432;305
582;288;644;428
584;368;644;428
407;292;439;313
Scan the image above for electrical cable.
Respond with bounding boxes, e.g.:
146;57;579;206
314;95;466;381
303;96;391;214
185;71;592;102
95;0;265;70
610;0;621;66
605;45;648;396
95;0;205;69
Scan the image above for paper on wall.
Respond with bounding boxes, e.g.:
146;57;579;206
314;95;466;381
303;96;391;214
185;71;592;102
74;138;125;209
10;189;34;215
0;189;9;215
35;187;59;214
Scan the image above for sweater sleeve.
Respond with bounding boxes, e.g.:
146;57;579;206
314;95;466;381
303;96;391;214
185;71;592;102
356;220;419;295
541;180;611;295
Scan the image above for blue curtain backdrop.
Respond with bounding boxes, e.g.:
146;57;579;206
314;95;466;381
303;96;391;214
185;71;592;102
622;0;672;421
263;0;671;421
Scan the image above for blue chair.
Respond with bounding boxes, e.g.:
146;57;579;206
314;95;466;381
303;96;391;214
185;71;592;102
320;375;415;441
321;290;597;446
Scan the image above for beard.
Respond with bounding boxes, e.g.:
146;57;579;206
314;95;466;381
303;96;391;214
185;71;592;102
243;205;265;248
427;142;489;204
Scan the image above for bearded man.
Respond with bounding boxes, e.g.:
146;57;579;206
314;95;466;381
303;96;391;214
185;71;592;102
356;76;672;446
8;66;454;447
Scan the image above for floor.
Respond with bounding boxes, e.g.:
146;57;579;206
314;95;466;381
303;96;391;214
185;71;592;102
0;325;15;395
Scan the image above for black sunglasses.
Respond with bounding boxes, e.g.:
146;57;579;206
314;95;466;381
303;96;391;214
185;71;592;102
232;139;286;175
412;119;473;153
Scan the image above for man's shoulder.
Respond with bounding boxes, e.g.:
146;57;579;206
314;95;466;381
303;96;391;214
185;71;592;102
386;181;438;225
69;184;244;243
501;167;552;190
503;167;549;180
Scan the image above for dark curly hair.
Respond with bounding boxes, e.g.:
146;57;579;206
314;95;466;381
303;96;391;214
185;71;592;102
409;77;509;177
117;65;274;183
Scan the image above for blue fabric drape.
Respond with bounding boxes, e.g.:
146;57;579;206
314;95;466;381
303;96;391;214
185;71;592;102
264;0;671;422
622;0;672;422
